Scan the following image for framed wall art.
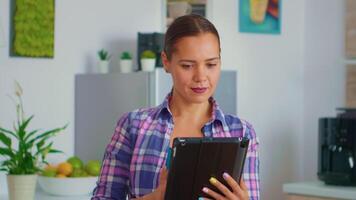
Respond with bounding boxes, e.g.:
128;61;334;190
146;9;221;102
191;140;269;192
346;0;356;58
239;0;281;34
10;0;55;58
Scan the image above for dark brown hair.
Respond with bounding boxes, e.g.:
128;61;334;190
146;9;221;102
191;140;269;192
164;14;221;60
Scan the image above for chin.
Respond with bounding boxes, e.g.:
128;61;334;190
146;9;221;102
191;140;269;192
186;93;212;104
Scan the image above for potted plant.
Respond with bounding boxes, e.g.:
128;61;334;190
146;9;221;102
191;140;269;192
140;50;156;72
119;51;133;73
97;49;111;73
0;81;67;200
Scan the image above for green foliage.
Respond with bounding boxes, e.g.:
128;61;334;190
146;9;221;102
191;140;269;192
98;49;111;61
12;0;55;57
120;51;132;60
0;81;66;175
141;50;156;59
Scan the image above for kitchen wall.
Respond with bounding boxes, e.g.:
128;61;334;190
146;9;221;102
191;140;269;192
0;0;347;199
0;0;162;194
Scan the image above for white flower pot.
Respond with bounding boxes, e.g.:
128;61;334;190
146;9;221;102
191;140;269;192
7;174;37;200
140;58;156;72
120;59;133;73
98;60;110;73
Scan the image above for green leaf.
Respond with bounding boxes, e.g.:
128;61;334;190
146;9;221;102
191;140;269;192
24;129;39;142
35;141;53;157
0;147;14;157
0;132;12;148
0;127;18;139
36;138;46;150
28;124;67;145
18;115;34;140
49;149;63;154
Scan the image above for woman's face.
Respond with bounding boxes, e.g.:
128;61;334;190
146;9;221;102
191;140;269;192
162;33;221;104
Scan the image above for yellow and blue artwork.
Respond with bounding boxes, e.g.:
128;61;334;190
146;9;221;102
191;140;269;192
239;0;281;34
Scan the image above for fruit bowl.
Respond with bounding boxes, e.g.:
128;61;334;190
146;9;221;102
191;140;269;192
38;176;98;196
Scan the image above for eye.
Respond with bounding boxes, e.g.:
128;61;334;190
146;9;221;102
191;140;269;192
181;64;193;69
207;63;217;68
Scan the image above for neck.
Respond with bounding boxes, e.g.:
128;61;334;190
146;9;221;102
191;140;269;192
169;90;211;120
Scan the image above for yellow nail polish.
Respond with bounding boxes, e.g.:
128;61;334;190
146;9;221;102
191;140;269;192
209;177;217;184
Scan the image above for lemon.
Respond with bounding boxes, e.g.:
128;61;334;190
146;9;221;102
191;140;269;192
84;160;101;176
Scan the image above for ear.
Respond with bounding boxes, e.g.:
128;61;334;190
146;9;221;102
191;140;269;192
161;51;170;73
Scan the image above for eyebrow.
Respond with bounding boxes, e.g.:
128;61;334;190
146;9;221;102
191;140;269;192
179;57;220;63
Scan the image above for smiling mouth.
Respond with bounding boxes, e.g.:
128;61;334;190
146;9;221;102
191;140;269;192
191;87;208;94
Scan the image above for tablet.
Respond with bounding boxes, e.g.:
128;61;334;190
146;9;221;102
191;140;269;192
164;137;250;200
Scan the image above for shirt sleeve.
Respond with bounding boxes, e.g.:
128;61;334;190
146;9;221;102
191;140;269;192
91;112;132;200
242;120;260;200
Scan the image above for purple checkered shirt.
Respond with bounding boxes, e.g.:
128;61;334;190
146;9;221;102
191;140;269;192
91;93;260;200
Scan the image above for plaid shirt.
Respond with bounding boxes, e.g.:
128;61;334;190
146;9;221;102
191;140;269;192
91;94;260;200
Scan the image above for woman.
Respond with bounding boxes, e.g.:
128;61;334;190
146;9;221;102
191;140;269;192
92;14;260;200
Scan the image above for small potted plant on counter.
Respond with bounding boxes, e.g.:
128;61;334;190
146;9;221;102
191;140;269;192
119;51;133;73
140;50;156;72
97;49;111;73
0;81;67;200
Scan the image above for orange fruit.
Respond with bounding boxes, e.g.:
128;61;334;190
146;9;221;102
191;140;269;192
57;162;73;176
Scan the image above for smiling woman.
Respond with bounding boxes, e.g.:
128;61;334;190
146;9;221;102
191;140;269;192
91;14;260;200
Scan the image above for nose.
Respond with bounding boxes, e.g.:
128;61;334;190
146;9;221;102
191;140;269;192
193;64;208;83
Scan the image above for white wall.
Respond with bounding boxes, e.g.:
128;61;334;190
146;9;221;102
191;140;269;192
0;0;162;194
0;0;347;199
210;1;305;199
303;0;346;181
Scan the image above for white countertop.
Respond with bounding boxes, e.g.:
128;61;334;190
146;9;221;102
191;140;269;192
0;189;91;200
283;181;356;200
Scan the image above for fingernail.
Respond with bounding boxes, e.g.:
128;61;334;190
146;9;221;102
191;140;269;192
202;187;209;193
209;177;217;185
223;172;229;179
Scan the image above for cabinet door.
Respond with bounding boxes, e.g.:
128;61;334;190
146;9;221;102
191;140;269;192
75;73;150;162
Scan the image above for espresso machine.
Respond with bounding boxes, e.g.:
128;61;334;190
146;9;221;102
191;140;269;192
318;108;356;185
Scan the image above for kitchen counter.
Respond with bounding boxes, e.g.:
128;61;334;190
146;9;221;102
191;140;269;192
0;190;91;200
283;181;356;200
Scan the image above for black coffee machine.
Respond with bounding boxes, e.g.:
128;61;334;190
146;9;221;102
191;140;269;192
318;108;356;185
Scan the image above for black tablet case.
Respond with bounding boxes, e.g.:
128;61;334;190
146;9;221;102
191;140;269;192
164;137;250;200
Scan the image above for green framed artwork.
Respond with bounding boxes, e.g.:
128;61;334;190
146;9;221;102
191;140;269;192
239;0;281;34
10;0;55;58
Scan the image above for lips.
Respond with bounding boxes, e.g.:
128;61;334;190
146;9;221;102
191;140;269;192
191;87;208;94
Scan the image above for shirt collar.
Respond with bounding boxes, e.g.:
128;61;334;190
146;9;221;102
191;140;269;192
157;92;228;129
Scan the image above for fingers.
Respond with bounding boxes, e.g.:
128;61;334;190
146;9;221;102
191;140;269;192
209;177;235;199
203;173;250;200
222;172;242;194
223;173;250;199
158;167;168;194
202;186;226;200
239;179;248;191
159;167;168;183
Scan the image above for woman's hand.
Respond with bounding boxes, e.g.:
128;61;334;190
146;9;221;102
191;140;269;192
132;168;168;200
200;172;249;200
